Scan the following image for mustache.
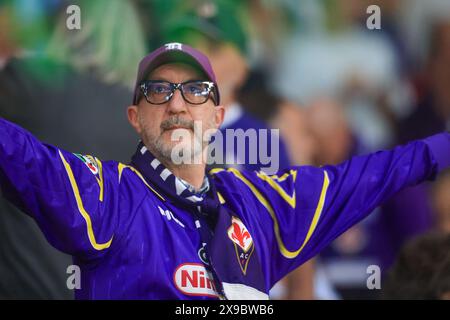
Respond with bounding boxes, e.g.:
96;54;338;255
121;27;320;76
160;117;194;131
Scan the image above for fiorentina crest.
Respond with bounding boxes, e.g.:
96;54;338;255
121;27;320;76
227;216;254;275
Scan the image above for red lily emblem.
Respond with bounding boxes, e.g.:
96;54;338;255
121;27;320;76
227;217;253;252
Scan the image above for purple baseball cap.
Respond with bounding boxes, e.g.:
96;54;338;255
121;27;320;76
132;42;220;105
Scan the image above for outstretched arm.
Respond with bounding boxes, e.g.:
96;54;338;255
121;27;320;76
0;118;120;259
212;132;450;287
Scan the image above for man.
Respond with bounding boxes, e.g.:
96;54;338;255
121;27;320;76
0;43;449;299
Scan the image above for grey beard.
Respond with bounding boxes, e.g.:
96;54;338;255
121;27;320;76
138;114;214;166
138;116;173;164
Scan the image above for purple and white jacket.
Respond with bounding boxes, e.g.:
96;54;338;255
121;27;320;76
0;118;449;299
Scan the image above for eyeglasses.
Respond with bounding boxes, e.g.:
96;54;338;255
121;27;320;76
139;80;219;106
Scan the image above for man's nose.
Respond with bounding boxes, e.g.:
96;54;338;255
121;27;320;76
167;89;188;114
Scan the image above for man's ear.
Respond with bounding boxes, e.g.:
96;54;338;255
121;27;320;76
214;105;225;129
127;105;141;134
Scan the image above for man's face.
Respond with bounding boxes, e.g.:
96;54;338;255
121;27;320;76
127;63;224;165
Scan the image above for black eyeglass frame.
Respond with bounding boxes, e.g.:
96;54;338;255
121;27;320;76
139;80;219;106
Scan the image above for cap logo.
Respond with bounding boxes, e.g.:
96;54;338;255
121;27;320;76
165;42;183;51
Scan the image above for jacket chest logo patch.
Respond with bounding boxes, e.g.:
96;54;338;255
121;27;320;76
227;216;254;275
227;216;253;252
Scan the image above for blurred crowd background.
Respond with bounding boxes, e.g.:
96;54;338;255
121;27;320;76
0;0;449;300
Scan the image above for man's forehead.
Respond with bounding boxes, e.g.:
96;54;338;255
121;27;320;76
147;62;207;80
